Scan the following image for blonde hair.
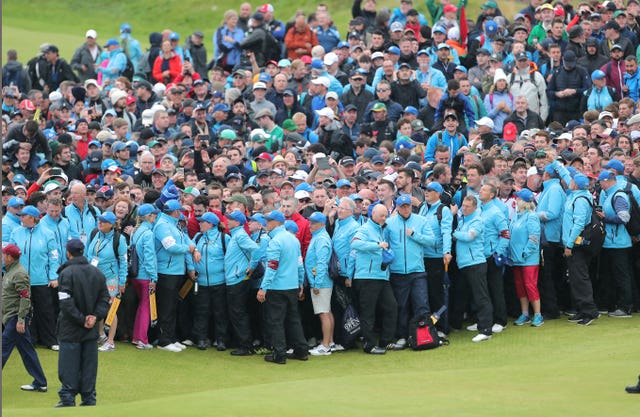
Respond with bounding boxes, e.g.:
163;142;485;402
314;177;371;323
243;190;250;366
517;199;536;213
223;10;238;25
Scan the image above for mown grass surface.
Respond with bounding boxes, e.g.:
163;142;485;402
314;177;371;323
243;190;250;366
3;314;639;416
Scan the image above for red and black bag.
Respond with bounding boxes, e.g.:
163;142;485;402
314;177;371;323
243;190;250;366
408;315;444;350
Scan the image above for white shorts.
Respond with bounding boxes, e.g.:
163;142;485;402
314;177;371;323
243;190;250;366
311;287;333;314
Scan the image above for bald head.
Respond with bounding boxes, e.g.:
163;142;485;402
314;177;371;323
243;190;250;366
371;204;388;225
70;183;87;207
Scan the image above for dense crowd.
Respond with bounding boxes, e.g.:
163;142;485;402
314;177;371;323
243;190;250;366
3;0;640;363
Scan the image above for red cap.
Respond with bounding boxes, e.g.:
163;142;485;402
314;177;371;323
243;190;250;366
2;244;21;259
503;122;518;141
443;4;458;13
554;6;565;16
126;95;136;105
20;99;36;111
301;55;312;65
255;152;273;161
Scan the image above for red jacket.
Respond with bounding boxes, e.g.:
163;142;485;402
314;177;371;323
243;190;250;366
284;26;318;60
152;54;182;84
287;212;311;257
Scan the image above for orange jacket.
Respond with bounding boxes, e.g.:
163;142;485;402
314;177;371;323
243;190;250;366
152;53;183;84
284;26;318;60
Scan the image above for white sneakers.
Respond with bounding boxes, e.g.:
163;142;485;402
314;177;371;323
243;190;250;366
466;323;478;332
98;342;115;352
158;343;184;352
393;338;407;350
330;343;345;352
491;324;506;333
471;333;492;343
309;344;332;356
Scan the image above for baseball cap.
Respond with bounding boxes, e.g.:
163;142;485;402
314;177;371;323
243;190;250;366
426;182;443;193
265;210;285;223
604;159;624;172
163;199;185;212
226;210;246;225
248;213;267;227
97;211;117;225
196;212;220;225
336;179;351;188
395;194;412;206
475;117;495;130
138;203;158;217
514;188;534;202
8;196;25;208
309;212;327;224
316;107;335;119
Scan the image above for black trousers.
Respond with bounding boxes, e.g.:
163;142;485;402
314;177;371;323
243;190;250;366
598;248;633;313
566;247;598;318
354;279;397;351
156;273;182;346
58;340;98;406
29;285;58;347
460;263;493;335
192;283;228;343
425;258;448;333
116;284;137;341
226;280;252;348
265;288;307;358
2;316;47;388
540;242;569;317
486;256;507;326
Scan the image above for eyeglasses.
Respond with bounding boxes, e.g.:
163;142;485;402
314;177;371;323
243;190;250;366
377;88;390;92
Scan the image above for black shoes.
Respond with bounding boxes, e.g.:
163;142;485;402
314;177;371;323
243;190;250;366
264;354;286;364
54;402;75;408
626;376;640;394
230;347;253;356
366;346;387;355
196;340;208;350
286;351;309;361
216;340;226;351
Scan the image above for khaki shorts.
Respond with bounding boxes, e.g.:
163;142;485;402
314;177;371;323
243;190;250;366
311;287;333;314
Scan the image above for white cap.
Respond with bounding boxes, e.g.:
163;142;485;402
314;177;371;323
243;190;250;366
493;68;508;84
598;111;614;120
290;170;309;180
84;79;101;91
141;109;154;127
475;116;494;129
557;132;572;141
311;76;330;88
250;128;267;139
49;91;63;102
323;52;339;66
152;83;166;96
253;82;267;90
315;107;335;119
527;166;539;177
371;52;384;60
325;91;339;101
86;29;97;39
294;190;311;200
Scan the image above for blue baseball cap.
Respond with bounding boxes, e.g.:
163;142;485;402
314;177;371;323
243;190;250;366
543;164;556;175
350;193;363;201
426;182;443;193
88;140;102;148
573;174;590;189
417;49;429;56
138;203;158;217
12;174;26;185
169;32;179;40
265;210;285;223
197;212;220;225
309;212;327;224
104;38;119;47
285;220;299;233
8;196;25;207
163;199;185;212
403;106;418;116
337;41;350;49
395;138;416;151
18;205;40;218
336;179;351;188
295;183;314;193
227;210;246;225
591;69;606;80
213;103;230;112
597;170;616;182
248;213;267;227
371;155;385;165
514;188;535;202
386;46;400;55
97;211;117;225
455;65;468;74
258;72;272;83
604;159;624;173
395;194;412;206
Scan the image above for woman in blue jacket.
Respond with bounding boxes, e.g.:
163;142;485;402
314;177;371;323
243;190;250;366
85;211;127;352
130;204;158;350
509;189;543;327
192;213;230;351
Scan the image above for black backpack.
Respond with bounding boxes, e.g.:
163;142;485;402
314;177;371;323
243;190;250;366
612;183;640;236
122;55;135;80
573;196;605;256
128;229;149;278
407;315;444;350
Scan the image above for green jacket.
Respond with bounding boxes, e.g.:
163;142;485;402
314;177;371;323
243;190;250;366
2;261;31;325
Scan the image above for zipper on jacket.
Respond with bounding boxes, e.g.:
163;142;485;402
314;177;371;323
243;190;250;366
204;236;210;286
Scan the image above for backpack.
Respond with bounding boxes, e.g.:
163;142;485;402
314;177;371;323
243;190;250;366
613;183;640;236
407;314;445;350
263;31;281;62
89;228;123;268
573;196;605;256
436;201;458;234
128;229;149;277
2;65;23;91
122;55;135;80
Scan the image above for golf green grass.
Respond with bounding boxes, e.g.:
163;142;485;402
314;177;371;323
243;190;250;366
3;315;639;416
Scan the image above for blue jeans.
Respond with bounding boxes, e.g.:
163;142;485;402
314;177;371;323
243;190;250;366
2;316;47;388
390;272;430;339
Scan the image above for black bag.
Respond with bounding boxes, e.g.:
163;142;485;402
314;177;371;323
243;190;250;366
573;196;605;256
128;244;140;277
407;315;444;350
341;304;361;347
328;250;341;280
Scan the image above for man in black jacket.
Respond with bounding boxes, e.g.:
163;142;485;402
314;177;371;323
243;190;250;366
56;239;110;407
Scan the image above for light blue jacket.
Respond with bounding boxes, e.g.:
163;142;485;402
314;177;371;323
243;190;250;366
351;220;389;280
249;230;270;289
261;225;304;291
153;213;195;276
562;190;593;249
332;216;359;279
2;212;22;246
65;201;101;241
85;229;128;286
224;226;258;286
385;213;434;274
536;178;565;243
10;224;59;286
305;228;333;289
424;130;468;164
599;183;632;249
484;89;514;134
40;214;71;264
419;200;453;258
99;48;127;83
508;210;540;266
480;199;509;258
132;221;158;282
453;210;485;269
194;228;229;287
